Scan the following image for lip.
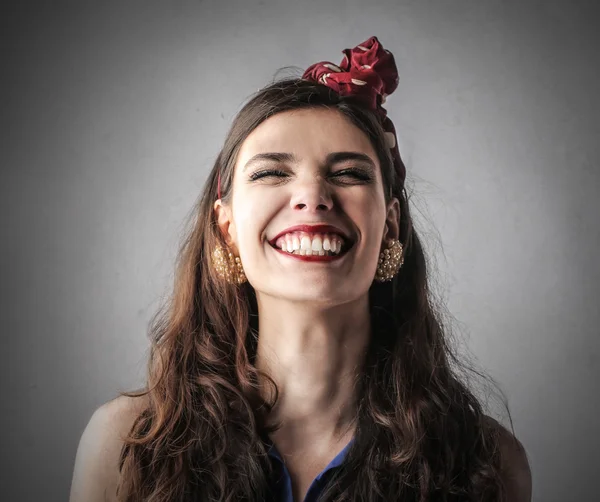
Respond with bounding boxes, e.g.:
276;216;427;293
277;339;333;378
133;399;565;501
270;242;353;262
268;224;353;246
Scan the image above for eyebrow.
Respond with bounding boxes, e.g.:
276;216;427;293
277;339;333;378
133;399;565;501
242;151;376;172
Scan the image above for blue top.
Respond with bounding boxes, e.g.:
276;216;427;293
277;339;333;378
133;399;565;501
267;439;354;502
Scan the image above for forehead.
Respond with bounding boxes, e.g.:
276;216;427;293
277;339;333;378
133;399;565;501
235;108;379;170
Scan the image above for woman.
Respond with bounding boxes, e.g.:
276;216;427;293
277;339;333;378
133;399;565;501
70;37;531;501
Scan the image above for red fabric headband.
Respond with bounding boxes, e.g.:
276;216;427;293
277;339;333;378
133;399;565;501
217;36;405;199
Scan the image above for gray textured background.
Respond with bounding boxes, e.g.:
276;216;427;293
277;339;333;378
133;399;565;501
2;1;599;501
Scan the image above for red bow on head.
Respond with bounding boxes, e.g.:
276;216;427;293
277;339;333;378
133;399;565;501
303;36;399;114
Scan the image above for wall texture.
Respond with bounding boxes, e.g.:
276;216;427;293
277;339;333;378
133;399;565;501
2;1;599;500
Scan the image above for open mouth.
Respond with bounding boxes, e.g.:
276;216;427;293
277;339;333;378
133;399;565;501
268;240;354;260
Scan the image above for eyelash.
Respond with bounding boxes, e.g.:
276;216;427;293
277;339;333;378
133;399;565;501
249;168;372;182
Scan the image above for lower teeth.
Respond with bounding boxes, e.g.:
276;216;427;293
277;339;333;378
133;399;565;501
287;250;337;256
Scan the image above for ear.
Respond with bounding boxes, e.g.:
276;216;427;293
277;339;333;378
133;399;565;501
383;197;401;244
213;199;238;252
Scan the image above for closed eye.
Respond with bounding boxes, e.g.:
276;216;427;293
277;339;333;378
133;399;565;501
249;169;288;180
249;168;372;182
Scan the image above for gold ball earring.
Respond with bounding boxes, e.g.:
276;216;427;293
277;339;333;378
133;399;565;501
211;244;247;284
374;239;404;282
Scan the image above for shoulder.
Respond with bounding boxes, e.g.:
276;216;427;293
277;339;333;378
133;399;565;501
69;393;149;502
483;415;532;502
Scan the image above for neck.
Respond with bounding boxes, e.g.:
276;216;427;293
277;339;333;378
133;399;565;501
254;294;370;450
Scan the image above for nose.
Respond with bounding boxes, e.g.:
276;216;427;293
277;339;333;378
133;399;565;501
289;177;334;213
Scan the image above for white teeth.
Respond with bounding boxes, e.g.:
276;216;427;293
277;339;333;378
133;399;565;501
311;237;326;256
273;232;347;256
300;236;311;251
311;236;323;252
286;236;295;253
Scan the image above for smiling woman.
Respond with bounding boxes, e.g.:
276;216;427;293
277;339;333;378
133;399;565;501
70;37;531;502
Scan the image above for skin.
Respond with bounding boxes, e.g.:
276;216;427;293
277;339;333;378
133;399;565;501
214;107;400;499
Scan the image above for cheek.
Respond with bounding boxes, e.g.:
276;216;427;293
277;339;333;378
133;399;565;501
233;197;271;250
344;192;386;236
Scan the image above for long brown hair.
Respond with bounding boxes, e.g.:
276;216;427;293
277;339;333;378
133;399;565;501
116;76;510;501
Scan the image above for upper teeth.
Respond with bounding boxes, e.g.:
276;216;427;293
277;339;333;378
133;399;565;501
274;232;345;255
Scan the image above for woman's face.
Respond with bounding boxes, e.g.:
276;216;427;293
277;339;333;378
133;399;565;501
215;107;400;306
